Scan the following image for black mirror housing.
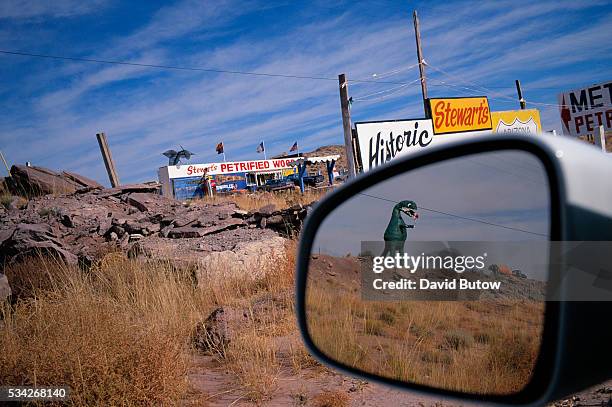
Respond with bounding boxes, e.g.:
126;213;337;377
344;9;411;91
295;134;612;405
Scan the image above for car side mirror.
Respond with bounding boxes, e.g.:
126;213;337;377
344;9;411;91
295;134;612;405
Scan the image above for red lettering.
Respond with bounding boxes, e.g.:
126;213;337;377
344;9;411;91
585;114;594;132
434;101;445;128
482;107;490;125
574;116;584;133
450;108;457;126
221;163;227;172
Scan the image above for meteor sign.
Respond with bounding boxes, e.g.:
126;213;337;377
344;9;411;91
558;81;612;137
429;96;492;134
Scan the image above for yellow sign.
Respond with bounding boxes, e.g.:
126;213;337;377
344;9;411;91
491;109;542;135
429;97;492;134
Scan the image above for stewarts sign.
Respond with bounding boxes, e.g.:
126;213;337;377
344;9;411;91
354;119;434;172
166;158;297;178
491;109;542;135
428;96;492;134
558;81;612;137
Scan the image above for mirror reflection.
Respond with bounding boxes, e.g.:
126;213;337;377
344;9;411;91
306;150;550;396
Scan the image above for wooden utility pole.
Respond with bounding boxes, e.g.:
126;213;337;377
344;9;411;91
96;132;120;187
339;73;356;178
515;79;526;109
413;10;429;118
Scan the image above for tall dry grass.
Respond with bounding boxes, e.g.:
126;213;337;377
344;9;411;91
306;271;545;396
0;240;298;405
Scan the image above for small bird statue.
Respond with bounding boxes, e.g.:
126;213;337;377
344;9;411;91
382;200;418;256
162;145;195;166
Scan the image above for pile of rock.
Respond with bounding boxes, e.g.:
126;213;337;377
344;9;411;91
1;169;312;300
6;165;105;196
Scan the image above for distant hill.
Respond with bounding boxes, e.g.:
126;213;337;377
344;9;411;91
304;145;348;175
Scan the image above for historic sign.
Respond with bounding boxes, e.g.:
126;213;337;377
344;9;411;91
354;119;434;172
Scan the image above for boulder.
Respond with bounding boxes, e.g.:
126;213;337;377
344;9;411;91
61;171;104;190
97;183;161;197
9;165;80;196
0;223;77;264
168;218;244;239
258;204;276;216
167;226;203;239
192;306;249;353
196;236;286;282
232;209;250;218
126;192;165;212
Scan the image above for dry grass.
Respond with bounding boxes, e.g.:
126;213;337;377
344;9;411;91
306;266;545;396
0;240;298;405
312;390;350;407
194;189;327;211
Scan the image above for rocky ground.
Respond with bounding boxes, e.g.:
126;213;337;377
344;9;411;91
0;165;311;301
1;165;609;406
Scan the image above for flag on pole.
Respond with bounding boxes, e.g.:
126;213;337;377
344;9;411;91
256;141;265;153
215;142;224;154
289;141;298;152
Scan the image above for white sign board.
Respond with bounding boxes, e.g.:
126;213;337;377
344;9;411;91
355;119;435;172
164;158;297;179
557;81;612;137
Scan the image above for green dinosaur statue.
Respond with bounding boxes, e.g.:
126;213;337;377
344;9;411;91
382;200;418;256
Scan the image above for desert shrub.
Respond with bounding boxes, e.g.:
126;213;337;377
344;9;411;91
409;323;433;338
364;319;386;336
487;332;537;374
421;349;453;365
312;390;350;407
378;310;396;325
443;330;474;350
0;193;12;209
475;331;492;344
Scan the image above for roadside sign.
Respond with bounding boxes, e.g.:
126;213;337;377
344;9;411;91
557;81;612;137
429;96;492;134
165;158;297;178
491;109;542;135
354;119;434;172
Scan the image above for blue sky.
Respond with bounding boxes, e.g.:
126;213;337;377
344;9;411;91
0;0;610;185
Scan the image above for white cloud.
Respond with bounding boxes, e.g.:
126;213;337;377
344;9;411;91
0;0;610;184
0;0;109;19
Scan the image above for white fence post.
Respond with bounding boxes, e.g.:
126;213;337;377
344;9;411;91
594;125;606;153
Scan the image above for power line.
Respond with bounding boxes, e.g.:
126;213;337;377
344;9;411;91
0;49;419;86
358;192;547;237
426;63;612;109
429;78;612;110
353;78;421;101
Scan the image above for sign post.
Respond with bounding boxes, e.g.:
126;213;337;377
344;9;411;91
339;73;357;178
